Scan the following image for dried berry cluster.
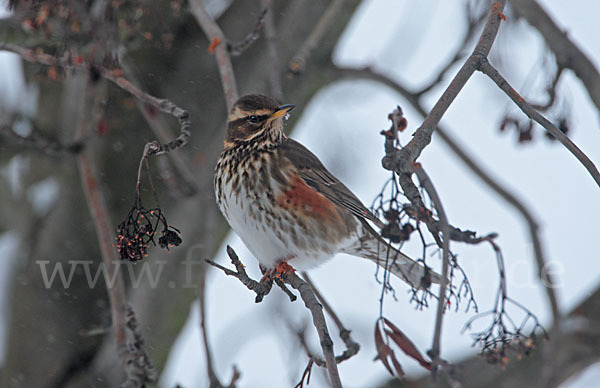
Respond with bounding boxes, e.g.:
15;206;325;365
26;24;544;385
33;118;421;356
115;205;181;262
473;320;543;367
380;208;415;243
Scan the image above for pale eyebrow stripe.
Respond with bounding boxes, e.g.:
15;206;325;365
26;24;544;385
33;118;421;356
228;108;273;121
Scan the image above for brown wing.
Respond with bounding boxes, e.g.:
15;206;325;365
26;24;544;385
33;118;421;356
280;138;384;228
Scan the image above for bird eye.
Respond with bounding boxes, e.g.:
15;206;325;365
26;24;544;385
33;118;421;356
248;115;260;123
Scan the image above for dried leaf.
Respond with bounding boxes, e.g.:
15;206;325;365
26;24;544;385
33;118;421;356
390;352;405;378
374;322;395;376
383;318;432;370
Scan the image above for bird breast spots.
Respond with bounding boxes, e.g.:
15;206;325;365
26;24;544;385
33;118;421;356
277;174;343;224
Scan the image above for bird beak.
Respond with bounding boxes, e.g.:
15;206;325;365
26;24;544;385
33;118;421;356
270;104;295;120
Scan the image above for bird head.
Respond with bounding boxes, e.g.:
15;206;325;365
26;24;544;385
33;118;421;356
224;94;295;148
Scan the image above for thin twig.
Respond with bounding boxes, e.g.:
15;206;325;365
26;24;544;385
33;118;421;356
0;43;191;157
510;0;600;112
479;59;600;190
188;0;239;110
199;276;227;388
413;165;450;384
208;248;343;387
287;0;346;74
261;0;283;100
2;123;85;155
120;56;199;195
333;64;560;322
227;8;268;56
205;246;273;303
530;65;564;111
283;271;343;388
74;76;129;381
383;0;507;172
302;272;360;363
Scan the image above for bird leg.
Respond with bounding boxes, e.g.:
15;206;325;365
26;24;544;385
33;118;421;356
260;259;298;302
260;258;297;282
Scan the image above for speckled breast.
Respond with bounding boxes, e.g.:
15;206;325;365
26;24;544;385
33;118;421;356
214;146;357;269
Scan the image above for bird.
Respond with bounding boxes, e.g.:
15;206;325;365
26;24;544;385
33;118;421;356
214;94;443;289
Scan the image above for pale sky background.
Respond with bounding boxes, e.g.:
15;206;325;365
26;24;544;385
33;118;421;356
1;1;599;387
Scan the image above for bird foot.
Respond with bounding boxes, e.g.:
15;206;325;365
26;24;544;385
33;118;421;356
260;260;296;283
274;261;296;277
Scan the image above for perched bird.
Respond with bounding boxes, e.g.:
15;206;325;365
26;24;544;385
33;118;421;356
214;94;443;289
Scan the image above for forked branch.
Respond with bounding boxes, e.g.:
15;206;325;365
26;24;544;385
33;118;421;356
207;247;345;388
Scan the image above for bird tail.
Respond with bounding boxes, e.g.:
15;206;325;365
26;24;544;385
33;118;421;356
343;232;445;289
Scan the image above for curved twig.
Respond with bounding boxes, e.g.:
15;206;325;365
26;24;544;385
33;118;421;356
510;0;600;112
0;43;191;157
413;165;450;383
480;59;600;189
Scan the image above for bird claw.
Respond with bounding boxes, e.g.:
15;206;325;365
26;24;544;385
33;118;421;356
260;260;297;283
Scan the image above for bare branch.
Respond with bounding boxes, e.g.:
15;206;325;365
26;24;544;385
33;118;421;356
302;273;360;363
1;122;84;155
530;65;564;111
227;8;267;56
479;59;600;190
120;57;199;196
413;165;451;383
205;246;273;303
510;0;600;112
208;247;343;387
334;64;561;324
288;0;346;75
0;42;191;157
384;0;507;173
335;2;585;330
74;76;130;383
261;0;283;100
189;0;239;110
283;271;343;388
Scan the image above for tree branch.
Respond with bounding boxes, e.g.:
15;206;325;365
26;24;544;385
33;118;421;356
413;165;451;383
207;248;343;387
261;0;283;100
74;76;130;384
510;0;600;112
120;55;199;196
336;1;572;330
302;273;360;364
333;64;562;323
283;271;343;388
287;0;347;75
227;8;267;57
399;283;600;388
479;59;600;190
189;0;239;111
384;0;506;173
0;42;191;157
